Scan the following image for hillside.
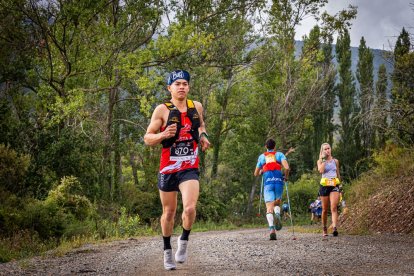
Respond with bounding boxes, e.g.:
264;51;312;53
339;145;414;234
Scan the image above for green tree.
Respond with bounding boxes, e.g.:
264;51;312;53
300;27;336;172
336;29;359;179
391;27;414;144
356;36;375;155
374;64;388;148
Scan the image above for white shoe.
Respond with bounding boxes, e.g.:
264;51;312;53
175;236;188;263
164;249;176;270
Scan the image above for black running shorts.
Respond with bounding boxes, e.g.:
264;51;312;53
158;168;200;192
319;185;340;197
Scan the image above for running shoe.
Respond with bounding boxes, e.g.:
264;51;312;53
164;249;176;270
322;226;328;237
175;236;188;263
274;213;282;231
269;229;277;240
333;227;338;237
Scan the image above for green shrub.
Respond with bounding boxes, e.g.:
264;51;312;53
285;173;320;215
91;207;148;239
373;143;414;177
22;199;67;239
117;207;142;237
197;183;229;222
46;176;93;220
119;182;161;224
0;144;30;194
0;230;55;263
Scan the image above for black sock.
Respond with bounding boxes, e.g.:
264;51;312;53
181;227;191;241
163;236;172;250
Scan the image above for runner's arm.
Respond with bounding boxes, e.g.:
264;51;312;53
317;159;326;174
195;101;210;152
335;159;341;180
254;167;262;176
282;159;290;180
144;105;176;146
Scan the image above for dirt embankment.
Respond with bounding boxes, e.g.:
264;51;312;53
341;173;414;234
1;228;413;275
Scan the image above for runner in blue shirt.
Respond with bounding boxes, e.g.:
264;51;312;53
254;139;290;240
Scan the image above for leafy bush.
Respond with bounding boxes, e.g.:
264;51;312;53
117;207;142;237
197;182;229;222
119;182;161;224
0;230;55;263
373;143;413;177
92;207;149;239
285;173;320;215
22;199;67;239
46;176;93;220
0;144;30;194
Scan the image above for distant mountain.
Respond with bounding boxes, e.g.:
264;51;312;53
295;40;394;82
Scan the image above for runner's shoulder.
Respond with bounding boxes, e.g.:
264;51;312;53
191;100;203;112
154;103;170;113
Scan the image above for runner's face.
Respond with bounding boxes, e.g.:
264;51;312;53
168;80;189;100
323;145;331;157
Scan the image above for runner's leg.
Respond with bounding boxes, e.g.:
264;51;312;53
266;201;276;227
175;179;199;263
264;184;276;240
159;191;178;241
273;183;283;230
321;195;329;236
159;191;177;270
330;191;340;236
179;179;199;231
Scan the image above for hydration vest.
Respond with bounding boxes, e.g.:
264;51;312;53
161;99;201;148
262;151;282;172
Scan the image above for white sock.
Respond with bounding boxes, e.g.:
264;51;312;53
266;213;274;227
274;206;281;215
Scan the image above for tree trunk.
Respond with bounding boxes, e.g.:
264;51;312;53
247;177;261;215
129;151;139;188
211;71;232;179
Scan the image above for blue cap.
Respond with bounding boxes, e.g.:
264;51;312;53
167;70;190;85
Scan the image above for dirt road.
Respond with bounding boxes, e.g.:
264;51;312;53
1;228;413;275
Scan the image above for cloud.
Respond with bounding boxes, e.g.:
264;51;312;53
295;0;414;50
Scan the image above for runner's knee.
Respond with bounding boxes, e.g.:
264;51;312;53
163;208;176;221
183;205;196;218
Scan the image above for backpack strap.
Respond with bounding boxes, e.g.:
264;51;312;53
186;100;201;143
161;102;181;148
161;99;202;148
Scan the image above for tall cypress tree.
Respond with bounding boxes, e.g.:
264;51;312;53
356;36;375;155
391;27;414;144
321;35;337;147
336;29;359;179
375;64;388;147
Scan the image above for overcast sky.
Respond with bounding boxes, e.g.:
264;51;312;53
295;0;414;50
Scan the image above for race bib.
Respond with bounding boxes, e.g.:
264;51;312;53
170;141;194;161
265;154;276;164
326;179;336;186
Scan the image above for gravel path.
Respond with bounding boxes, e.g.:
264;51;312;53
1;228;413;275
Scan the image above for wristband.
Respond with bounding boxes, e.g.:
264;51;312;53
200;132;209;139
